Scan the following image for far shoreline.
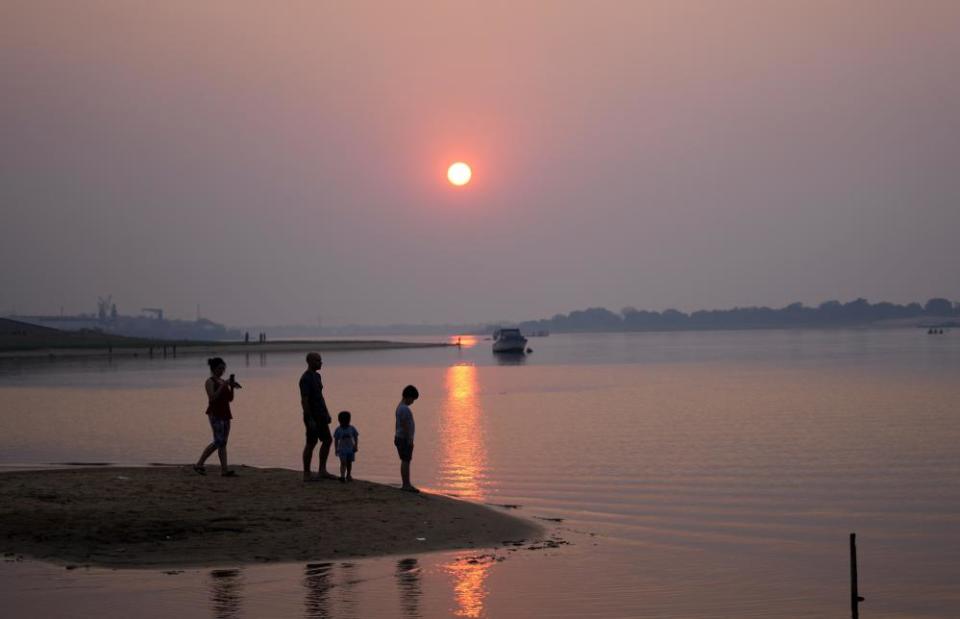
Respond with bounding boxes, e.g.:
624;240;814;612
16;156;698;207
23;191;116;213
0;339;452;361
0;466;543;569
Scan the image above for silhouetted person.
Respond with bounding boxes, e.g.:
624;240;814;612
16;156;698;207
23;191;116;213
395;385;419;492
301;352;334;481
195;357;238;477
334;410;359;483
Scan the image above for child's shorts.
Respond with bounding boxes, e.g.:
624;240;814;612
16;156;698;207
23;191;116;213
394;436;413;462
337;451;355;463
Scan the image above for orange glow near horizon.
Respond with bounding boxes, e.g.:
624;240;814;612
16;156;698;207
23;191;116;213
449;334;479;348
447;162;472;186
438;363;487;501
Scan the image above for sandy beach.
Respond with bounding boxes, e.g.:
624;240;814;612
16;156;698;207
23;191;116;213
0;467;541;568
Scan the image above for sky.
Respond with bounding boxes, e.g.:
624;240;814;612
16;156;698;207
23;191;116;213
2;1;959;327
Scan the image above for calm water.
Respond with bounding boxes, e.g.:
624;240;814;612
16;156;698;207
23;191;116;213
1;330;958;618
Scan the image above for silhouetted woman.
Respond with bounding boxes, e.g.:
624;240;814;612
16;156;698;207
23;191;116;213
194;357;237;476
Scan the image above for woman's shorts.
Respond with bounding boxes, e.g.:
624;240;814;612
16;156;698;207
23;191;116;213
209;416;231;448
394;436;413;462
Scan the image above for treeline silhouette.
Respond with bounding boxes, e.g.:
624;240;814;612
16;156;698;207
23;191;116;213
515;298;959;333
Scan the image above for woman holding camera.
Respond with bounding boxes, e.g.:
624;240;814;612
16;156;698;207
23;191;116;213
194;357;238;477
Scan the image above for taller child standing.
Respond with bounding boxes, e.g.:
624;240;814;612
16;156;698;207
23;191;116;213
394;385;420;493
300;352;334;481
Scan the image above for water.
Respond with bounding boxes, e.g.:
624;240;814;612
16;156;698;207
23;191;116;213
1;330;958;618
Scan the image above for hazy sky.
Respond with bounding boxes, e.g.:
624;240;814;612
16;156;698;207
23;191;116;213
2;1;959;326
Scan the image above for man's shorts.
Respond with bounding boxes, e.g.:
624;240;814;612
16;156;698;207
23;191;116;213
209;416;231;448
304;412;332;443
394;436;414;462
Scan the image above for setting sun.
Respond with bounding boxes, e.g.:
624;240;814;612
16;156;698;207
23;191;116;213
447;162;472;186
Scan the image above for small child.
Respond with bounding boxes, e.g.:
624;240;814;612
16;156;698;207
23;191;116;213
394;385;419;493
333;410;359;483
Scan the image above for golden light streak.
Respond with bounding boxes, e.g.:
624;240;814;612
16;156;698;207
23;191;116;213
438;363;487;501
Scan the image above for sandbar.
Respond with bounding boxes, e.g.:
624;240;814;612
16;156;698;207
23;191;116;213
0;467;541;568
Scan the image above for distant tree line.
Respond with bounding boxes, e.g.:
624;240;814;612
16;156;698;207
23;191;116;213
512;298;960;333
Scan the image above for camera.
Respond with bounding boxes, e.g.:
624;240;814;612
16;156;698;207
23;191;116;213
228;373;243;389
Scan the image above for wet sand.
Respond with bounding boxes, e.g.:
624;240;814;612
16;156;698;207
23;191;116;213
0;467;541;568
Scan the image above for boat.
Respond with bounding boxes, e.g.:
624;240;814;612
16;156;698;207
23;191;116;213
492;328;528;353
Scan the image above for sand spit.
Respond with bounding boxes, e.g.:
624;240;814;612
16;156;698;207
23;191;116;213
0;467;540;568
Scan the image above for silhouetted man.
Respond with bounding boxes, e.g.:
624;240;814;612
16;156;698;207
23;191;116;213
300;352;334;481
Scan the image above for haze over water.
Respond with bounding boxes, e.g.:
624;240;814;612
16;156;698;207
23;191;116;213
3;2;960;325
1;330;958;618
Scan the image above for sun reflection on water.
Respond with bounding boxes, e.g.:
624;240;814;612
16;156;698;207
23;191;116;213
438;363;488;501
444;555;495;618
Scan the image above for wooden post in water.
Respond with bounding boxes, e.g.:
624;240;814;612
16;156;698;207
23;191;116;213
850;533;864;618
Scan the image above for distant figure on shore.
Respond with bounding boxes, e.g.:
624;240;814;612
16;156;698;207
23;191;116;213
194;357;238;477
334;411;359;483
395;385;419;493
300;352;334;481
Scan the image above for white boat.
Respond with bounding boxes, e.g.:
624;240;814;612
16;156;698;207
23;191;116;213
492;328;527;353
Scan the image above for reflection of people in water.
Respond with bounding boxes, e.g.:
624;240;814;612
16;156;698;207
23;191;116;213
303;562;333;619
304;562;361;619
208;568;243;619
336;562;360;619
395;558;423;618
